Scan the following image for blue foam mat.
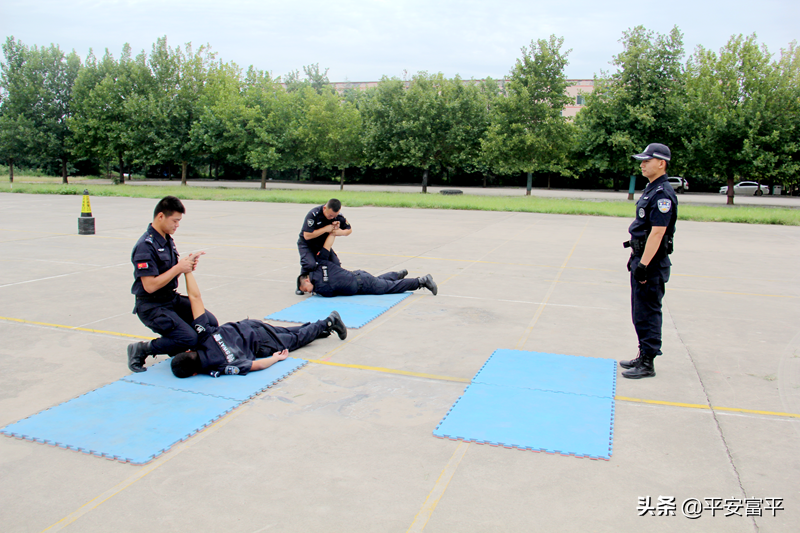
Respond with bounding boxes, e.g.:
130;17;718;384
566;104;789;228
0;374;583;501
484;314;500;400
473;349;616;398
2;357;309;464
1;381;238;464
433;383;614;459
434;350;617;459
122;358;308;401
266;292;412;328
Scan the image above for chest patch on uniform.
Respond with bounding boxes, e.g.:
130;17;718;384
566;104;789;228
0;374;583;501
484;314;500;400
224;365;240;375
137;262;149;269
638;208;645;218
657;199;672;213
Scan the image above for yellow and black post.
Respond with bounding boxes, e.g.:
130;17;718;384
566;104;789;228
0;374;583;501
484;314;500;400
78;189;95;235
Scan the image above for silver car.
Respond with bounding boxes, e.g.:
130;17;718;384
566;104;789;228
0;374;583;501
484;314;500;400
668;176;689;193
719;181;770;196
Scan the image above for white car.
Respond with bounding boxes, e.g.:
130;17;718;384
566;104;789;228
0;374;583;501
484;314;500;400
668;176;689;193
719;181;770;196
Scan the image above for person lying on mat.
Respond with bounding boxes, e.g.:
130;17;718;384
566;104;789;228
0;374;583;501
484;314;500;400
297;233;438;297
170;271;347;378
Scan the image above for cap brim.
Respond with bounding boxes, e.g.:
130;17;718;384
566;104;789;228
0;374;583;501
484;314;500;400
632;153;652;160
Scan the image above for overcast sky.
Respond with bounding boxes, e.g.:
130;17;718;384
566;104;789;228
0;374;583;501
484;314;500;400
2;0;797;82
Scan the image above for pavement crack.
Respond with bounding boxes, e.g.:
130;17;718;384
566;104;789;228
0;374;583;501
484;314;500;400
669;305;760;532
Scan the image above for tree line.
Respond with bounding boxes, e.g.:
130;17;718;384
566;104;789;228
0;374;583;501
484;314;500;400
1;28;798;202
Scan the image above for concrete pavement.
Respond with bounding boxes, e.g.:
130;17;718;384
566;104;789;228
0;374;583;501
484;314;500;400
0;192;797;532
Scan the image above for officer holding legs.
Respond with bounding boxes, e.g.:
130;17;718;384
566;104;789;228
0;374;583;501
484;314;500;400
620;143;678;379
297;232;437;297
296;199;352;294
127;196;217;372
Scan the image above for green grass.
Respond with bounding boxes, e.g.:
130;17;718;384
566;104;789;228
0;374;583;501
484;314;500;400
3;181;799;225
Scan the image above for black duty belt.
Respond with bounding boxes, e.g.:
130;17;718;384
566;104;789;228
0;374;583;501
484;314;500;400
623;239;646;256
135;291;178;303
623;235;674;257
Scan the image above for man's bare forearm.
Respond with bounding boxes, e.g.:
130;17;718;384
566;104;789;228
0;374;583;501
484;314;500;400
641;226;666;266
303;226;333;240
184;272;205;319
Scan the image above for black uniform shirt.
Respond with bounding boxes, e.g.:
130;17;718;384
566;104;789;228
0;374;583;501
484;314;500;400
628;174;678;267
191;313;270;377
308;250;358;297
131;224;179;299
297;205;351;253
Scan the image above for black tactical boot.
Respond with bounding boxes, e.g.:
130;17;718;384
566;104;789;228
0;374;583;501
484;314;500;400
619;350;643;369
622;353;656;379
296;289;305;295
419;274;438;295
326;311;347;340
127;341;154;373
396;269;408;279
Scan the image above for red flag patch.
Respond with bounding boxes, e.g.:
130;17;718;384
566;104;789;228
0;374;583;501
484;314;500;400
137;262;149;269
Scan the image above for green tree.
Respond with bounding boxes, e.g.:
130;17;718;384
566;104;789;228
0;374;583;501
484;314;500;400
773;42;800;192
189;60;247;179
129;37;214;185
70;45;152;183
299;87;363;189
576;26;685;190
284;63;331;95
0;37;82;183
0;37;33;181
483;36;574;193
361;72;488;192
241;67;293;188
681;34;792;204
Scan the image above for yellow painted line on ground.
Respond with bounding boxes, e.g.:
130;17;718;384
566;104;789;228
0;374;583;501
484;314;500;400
615;396;800;419
3;315;799;420
318;294;423;362
40;404;252;532
306;359;470;384
0;316;154;340
406;441;470;533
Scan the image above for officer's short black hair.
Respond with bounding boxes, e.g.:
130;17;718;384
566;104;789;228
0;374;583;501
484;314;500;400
297;274;309;291
326;198;342;212
154;196;186;219
171;351;201;378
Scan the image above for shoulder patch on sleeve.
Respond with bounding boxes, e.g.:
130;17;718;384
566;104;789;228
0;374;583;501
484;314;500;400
307;218;314;227
194;324;205;334
657;199;672;213
137;262;149;270
224;365;240;375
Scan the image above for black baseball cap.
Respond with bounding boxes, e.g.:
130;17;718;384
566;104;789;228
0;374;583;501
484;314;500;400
633;143;671;161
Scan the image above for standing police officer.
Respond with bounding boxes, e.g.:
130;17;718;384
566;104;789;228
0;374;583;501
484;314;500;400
296;199;352;294
620;143;678;379
127;196;217;372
